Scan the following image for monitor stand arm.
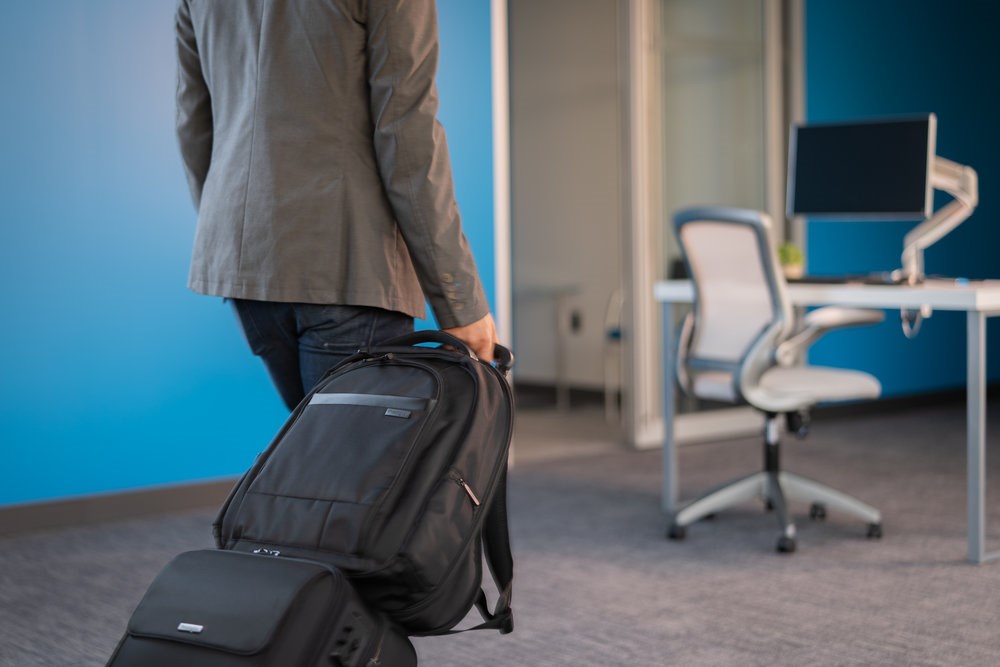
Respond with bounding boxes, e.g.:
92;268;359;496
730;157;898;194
894;156;978;284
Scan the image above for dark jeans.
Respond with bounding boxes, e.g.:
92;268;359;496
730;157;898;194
231;300;414;410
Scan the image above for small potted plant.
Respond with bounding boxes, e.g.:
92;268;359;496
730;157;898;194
778;242;804;280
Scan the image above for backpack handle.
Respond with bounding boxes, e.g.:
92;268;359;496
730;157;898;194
381;330;514;375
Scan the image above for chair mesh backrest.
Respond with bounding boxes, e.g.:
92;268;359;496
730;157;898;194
677;212;790;365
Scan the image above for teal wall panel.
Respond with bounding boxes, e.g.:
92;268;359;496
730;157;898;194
804;0;1000;396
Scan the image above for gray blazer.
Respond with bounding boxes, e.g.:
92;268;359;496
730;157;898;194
175;0;488;328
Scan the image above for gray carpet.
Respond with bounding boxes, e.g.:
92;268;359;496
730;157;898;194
2;402;1000;666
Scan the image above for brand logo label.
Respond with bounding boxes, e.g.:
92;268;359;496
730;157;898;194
253;547;281;556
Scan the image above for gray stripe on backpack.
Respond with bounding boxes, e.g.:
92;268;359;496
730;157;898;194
309;393;433;412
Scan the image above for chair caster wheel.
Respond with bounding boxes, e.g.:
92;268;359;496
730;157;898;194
809;503;827;521
667;523;686;541
776;536;797;553
866;523;883;539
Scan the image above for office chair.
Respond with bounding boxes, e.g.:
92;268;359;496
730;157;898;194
668;207;884;553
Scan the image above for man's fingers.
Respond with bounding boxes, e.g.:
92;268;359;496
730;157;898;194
443;313;499;363
474;339;495;363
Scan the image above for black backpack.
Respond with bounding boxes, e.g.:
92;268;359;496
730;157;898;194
214;331;515;636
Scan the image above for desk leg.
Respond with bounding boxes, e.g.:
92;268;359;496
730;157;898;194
662;302;677;513
968;311;985;563
966;311;999;564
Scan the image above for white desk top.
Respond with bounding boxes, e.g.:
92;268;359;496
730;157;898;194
654;278;1000;313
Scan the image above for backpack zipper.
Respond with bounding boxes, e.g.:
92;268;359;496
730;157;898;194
366;622;386;666
448;471;481;507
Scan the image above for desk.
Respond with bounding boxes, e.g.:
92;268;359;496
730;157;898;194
655;278;1000;564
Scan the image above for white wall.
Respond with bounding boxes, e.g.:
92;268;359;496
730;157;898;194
509;0;624;389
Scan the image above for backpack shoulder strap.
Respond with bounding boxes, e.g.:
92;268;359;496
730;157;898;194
427;466;514;636
476;466;514;633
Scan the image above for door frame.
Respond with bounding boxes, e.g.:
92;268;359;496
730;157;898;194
491;0;513;346
620;0;804;448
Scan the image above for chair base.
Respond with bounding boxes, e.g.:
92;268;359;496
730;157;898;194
667;471;882;553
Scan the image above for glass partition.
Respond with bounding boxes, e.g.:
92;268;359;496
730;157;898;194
659;0;789;423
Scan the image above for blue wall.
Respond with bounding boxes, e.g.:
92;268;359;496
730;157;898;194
0;1;496;506
436;1;496;326
804;0;1000;396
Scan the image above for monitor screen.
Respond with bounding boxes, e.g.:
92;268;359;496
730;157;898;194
787;114;936;220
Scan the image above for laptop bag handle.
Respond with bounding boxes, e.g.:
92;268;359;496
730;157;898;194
380;330;514;375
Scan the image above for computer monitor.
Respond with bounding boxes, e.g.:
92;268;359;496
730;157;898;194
786;113;977;284
787;114;936;220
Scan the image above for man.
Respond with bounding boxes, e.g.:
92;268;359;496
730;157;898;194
175;0;498;410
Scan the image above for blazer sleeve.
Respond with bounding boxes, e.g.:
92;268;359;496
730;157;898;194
365;0;489;329
175;0;213;210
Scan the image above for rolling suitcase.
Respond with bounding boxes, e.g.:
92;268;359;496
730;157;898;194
106;549;416;667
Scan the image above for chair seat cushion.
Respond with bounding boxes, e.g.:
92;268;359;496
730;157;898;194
691;370;738;403
753;366;881;411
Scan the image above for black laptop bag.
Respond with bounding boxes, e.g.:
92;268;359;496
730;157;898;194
214;331;515;636
106;549;416;667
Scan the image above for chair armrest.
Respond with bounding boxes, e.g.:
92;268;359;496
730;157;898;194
738;320;790;406
802;306;884;329
775;307;884;366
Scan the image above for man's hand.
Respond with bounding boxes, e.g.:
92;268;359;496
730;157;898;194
443;313;499;363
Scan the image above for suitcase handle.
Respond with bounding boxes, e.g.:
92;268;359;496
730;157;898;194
381;331;514;374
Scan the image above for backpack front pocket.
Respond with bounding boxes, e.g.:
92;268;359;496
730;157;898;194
234;388;437;556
